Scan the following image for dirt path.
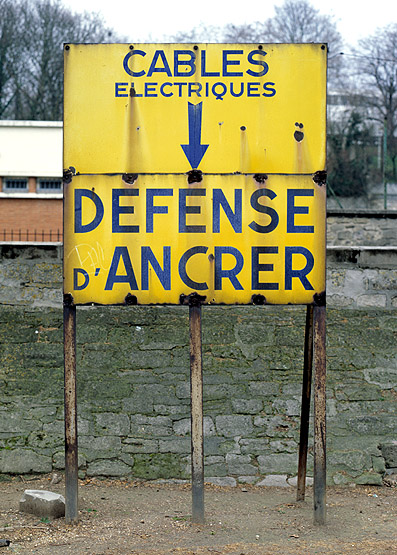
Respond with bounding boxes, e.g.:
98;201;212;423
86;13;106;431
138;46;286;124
0;476;396;554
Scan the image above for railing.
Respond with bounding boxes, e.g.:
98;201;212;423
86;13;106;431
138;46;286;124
1;229;63;242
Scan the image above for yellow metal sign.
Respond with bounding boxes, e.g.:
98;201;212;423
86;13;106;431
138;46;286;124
64;174;326;305
64;43;326;174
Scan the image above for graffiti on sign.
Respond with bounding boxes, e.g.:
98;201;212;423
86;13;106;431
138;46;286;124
64;173;325;305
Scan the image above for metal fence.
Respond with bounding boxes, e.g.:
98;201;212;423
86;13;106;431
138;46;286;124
1;229;63;242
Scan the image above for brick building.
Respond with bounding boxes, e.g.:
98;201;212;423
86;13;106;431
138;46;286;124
0;120;62;242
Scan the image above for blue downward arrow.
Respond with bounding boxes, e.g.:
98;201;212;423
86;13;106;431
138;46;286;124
181;102;209;169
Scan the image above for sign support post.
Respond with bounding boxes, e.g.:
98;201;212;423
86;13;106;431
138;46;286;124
313;304;326;525
63;295;79;523
189;297;205;524
297;305;314;502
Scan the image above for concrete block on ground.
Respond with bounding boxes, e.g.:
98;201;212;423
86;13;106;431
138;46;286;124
19;490;65;519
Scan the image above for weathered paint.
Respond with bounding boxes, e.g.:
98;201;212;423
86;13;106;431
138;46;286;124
63;173;326;305
63;43;326;174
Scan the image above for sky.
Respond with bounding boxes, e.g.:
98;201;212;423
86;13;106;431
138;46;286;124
62;0;396;47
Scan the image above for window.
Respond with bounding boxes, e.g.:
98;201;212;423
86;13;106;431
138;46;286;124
3;178;28;192
36;178;62;193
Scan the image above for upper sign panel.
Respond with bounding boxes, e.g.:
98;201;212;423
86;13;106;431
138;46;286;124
64;43;326;174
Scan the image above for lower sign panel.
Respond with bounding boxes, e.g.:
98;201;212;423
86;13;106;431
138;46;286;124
63;174;326;305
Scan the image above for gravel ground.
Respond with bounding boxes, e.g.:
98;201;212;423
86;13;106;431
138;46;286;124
0;475;396;554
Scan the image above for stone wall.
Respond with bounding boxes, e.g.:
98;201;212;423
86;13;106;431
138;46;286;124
0;242;396;486
327;211;397;247
327;247;397;309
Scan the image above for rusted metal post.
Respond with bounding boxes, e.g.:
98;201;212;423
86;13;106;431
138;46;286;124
189;298;204;524
63;295;79;524
297;305;314;501
313;304;326;525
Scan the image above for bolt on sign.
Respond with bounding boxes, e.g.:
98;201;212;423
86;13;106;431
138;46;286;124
63;43;327;306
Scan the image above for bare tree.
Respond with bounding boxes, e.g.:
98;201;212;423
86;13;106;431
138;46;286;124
259;0;344;84
0;0;25;118
0;0;116;121
170;19;267;44
265;0;341;45
172;24;224;43
19;0;115;120
221;23;264;43
352;24;397;181
169;0;344;85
